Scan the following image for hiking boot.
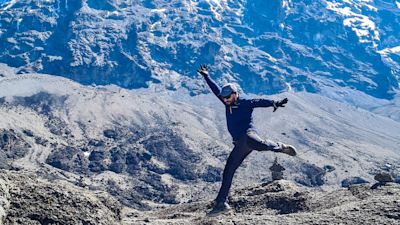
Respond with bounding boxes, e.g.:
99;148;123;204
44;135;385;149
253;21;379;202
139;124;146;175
280;143;297;156
207;201;231;216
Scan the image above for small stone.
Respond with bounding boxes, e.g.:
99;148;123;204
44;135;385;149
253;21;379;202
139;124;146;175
374;172;393;183
103;129;118;139
22;129;34;137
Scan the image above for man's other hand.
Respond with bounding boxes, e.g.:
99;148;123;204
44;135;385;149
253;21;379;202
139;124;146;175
273;98;288;112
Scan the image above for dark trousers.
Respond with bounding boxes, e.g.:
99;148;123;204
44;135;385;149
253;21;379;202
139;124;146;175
215;130;281;203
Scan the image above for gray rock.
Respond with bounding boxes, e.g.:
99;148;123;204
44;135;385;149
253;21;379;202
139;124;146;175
374;172;394;183
103;129;118;139
34;137;48;146
22;129;34;137
0;129;30;160
46;146;83;172
0;171;122;225
323;165;335;172
341;177;370;188
297;163;326;187
201;165;222;182
88;139;105;147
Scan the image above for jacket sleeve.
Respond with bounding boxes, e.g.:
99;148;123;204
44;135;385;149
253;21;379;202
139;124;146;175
247;98;275;108
203;75;223;101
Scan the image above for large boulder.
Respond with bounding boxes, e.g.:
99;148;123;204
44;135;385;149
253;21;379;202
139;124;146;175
341;177;369;188
0;171;122;225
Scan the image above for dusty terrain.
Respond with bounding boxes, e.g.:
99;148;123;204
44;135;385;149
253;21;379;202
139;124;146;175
1;170;399;225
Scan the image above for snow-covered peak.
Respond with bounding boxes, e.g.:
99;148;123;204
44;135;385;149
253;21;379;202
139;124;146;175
0;0;398;101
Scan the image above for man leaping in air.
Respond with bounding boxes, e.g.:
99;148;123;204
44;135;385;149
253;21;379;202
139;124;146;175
197;65;297;215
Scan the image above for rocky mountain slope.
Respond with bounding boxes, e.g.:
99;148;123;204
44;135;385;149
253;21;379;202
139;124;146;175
124;180;400;225
0;64;399;213
1;1;400;224
0;170;122;225
0;0;399;100
1;171;399;225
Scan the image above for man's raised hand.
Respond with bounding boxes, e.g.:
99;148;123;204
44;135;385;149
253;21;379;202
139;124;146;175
197;64;209;77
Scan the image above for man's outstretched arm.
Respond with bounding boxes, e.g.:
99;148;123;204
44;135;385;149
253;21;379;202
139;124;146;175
248;97;288;112
197;65;221;99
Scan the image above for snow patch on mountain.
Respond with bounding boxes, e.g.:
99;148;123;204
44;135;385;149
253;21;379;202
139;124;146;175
0;0;17;11
378;46;400;55
326;0;379;46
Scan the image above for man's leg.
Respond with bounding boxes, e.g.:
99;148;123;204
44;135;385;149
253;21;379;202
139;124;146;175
246;130;297;156
215;138;252;204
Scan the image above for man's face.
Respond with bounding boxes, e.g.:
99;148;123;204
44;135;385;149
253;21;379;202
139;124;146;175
223;93;237;105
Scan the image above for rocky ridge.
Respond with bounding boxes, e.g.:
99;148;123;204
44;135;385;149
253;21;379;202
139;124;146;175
1;171;399;225
0;0;398;100
0;67;400;224
123;180;400;225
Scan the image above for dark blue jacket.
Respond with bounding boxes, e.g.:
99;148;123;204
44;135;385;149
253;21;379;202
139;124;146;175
204;75;275;140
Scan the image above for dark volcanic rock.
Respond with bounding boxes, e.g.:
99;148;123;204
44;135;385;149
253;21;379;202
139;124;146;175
297;163;326;187
108;147;127;173
103;129;118;139
201;165;222;182
323;165;335;172
45;117;71;136
88;149;109;173
0;151;10;169
395;176;400;184
341;177;370;188
88;139;105;147
46;146;86;172
135;173;178;204
0;129;30;160
374;172;394;183
35;137;48;146
141;128;200;181
89;150;107;161
230;180;309;214
0;171;122;225
41;125;219;208
22;129;34;137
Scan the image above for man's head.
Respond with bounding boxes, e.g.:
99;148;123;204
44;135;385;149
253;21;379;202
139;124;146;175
220;83;238;105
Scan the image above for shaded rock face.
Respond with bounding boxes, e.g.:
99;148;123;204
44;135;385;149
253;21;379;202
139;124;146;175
0;0;398;99
0;171;122;225
200;165;222;183
44;125;209;207
0;129;30;169
46;126;203;180
2;88;224;208
140;127;201;181
14;92;68;116
46;146;87;173
13;93;72;137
